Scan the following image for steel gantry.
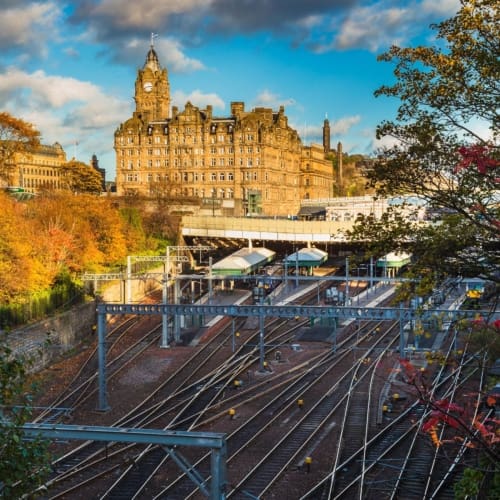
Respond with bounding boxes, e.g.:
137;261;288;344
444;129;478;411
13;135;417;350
22;423;227;499
95;301;499;411
83;246;213;348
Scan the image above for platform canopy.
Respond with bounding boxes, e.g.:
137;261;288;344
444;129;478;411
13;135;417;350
212;247;276;276
284;247;328;268
376;251;412;268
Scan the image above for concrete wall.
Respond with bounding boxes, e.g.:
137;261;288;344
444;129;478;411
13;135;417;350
181;215;354;243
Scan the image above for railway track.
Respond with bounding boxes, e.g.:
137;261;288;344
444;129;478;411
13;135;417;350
36;279;487;499
299;328;486;500
38;282;390;498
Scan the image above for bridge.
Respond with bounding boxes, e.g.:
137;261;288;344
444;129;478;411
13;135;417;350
181;215;355;244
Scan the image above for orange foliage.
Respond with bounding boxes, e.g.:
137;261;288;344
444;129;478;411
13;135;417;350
0;191;135;302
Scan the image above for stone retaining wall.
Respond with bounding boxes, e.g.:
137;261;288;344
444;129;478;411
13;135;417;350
3;274;162;373
3;302;97;373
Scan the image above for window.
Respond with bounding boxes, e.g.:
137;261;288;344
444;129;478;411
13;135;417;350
211;173;217;181
219;158;225;166
228;172;234;181
219;172;225;181
211;158;217;166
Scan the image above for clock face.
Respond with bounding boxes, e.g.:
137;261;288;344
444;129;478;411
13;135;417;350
143;82;153;92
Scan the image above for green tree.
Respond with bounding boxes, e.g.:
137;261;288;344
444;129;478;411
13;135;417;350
0;343;51;497
350;0;499;283
60;160;103;194
0;112;40;186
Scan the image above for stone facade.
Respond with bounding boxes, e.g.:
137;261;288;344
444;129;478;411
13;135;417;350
5;143;106;195
7;142;67;193
115;43;335;216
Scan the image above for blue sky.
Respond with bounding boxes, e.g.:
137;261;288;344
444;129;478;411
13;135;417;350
0;0;460;181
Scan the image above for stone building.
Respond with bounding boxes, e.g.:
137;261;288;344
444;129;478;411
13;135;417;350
4;143;106;195
7;142;67;193
115;42;335;216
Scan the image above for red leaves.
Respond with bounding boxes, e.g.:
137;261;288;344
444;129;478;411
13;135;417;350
455;144;498;174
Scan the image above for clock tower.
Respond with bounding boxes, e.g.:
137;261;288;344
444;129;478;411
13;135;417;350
134;34;170;121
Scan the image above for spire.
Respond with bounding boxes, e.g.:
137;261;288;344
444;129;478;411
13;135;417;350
144;32;161;72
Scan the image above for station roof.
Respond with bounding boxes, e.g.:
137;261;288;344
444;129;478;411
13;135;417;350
376;251;412;268
212;247;276;276
284;247;328;267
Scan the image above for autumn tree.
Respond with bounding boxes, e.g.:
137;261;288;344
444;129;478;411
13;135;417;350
60;160;103;194
350;0;499;283
0;112;40;186
0;192;52;302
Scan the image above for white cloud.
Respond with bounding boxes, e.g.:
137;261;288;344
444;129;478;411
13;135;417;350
157;38;205;73
330;115;361;135
322;0;461;53
292;115;361;145
125;37;205;73
0;2;61;56
171;89;225;110
0;67;131;168
335;4;408;52
420;0;460;17
253;90;297;109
